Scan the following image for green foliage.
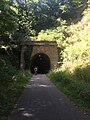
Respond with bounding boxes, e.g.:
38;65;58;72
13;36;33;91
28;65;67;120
11;0;88;42
15;0;61;33
37;20;68;47
74;66;90;83
0;0;18;44
60;0;87;20
0;55;16;87
61;0;86;9
24;45;33;69
48;6;90;114
0;55;32;120
0;0;88;46
0;1;90;119
61;7;90;71
48;68;90;113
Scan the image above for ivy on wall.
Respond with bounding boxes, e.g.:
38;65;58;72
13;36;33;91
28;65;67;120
24;45;33;70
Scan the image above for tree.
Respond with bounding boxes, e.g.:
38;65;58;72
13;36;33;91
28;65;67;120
0;0;88;45
14;0;63;34
60;0;88;20
0;0;17;45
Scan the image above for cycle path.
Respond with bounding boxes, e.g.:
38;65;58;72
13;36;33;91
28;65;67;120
9;74;90;120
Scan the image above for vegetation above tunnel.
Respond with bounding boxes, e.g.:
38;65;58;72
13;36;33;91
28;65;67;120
0;0;90;119
0;0;87;46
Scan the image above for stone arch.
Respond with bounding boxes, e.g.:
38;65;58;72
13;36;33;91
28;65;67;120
20;41;59;73
30;53;51;74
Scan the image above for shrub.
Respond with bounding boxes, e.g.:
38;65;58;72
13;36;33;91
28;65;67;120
0;54;32;120
48;68;90;113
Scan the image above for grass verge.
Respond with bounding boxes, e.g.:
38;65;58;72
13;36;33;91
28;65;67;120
48;69;90;115
0;70;32;120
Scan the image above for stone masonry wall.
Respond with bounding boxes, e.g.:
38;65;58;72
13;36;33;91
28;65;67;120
20;41;59;70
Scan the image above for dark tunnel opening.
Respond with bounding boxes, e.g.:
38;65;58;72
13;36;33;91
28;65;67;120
30;53;51;74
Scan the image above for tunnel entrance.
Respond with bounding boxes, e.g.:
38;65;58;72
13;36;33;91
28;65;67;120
30;53;51;74
20;41;59;71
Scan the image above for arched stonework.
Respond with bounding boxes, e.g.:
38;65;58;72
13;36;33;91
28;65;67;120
20;41;59;71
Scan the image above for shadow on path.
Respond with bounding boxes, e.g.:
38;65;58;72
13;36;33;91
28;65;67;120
9;74;90;120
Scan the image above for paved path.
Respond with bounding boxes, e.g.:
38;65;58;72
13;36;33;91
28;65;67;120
9;74;90;120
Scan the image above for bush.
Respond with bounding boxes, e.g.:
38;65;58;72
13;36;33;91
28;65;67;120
74;66;90;83
37;20;68;47
0;55;16;87
0;54;32;120
61;7;90;72
48;68;90;113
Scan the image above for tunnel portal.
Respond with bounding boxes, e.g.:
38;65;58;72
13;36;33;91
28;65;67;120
30;53;51;74
20;41;59;74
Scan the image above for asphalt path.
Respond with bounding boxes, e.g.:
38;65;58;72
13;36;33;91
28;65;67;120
9;74;90;120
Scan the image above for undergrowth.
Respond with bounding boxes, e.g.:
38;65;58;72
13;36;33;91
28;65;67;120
0;55;32;120
48;67;90;114
48;6;90;115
